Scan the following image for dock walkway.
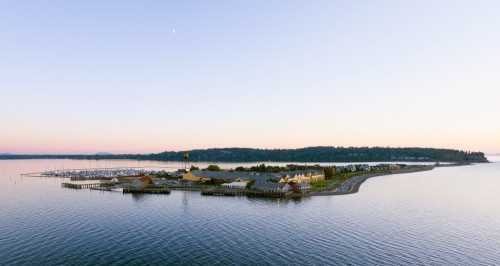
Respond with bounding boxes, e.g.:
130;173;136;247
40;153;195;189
123;187;171;194
61;183;102;189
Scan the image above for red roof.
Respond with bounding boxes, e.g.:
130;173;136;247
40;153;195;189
139;176;153;184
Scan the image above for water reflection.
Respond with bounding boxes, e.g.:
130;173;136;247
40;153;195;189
245;195;311;205
1;159;499;265
130;193;148;202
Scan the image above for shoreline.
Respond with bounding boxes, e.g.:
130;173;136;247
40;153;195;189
310;165;436;196
309;162;474;197
34;162;478;198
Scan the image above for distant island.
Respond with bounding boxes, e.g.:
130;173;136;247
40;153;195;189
0;147;489;163
95;152;114;156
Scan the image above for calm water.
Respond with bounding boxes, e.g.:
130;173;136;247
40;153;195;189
1;159;500;265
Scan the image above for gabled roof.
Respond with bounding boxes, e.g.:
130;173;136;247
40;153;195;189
139;176;153;183
251;180;285;191
281;170;323;177
222;181;248;187
190;170;281;181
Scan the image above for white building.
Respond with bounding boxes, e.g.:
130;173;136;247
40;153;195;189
221;181;248;189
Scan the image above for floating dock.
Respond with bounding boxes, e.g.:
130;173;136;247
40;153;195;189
201;188;246;196
201;188;294;198
123;187;171;194
61;183;102;189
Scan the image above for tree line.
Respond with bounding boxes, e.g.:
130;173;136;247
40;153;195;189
0;147;488;163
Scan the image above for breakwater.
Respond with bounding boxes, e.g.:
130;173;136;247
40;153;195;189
311;166;435;196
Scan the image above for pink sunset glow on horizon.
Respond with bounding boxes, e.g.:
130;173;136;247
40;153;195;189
1;1;499;155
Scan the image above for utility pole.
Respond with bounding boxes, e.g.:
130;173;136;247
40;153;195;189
183;152;190;171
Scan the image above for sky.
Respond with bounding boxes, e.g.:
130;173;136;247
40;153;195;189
1;0;499;154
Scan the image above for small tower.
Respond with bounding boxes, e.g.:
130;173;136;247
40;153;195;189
183;152;190;171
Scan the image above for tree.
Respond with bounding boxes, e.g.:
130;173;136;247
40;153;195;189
246;180;255;189
324;167;336;179
206;165;221;171
250;164;267;172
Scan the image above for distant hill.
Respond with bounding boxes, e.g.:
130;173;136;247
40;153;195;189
0;147;489;163
95;152;113;156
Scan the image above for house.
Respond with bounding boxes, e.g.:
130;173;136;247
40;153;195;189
336;166;346;173
389;164;401;170
279;170;325;184
356;164;371;172
221;180;249;189
183;170;281;183
170;170;187;178
298;182;311;192
373;164;391;171
131;176;153;189
154;179;180;186
251;180;290;193
182;171;211;182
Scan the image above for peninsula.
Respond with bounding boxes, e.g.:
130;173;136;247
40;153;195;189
33;162;467;199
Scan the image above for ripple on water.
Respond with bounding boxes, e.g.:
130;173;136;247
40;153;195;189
1;160;500;265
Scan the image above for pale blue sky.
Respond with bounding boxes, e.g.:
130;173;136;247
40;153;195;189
1;0;499;154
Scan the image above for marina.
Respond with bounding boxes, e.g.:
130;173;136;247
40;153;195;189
61;182;103;189
39;168;171;180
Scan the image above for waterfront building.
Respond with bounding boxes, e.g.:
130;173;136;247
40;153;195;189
183;170;324;189
251;180;290;193
389;164;401;170
347;165;357;172
336;166;346;173
356;164;371;172
373;164;390;171
183;170;281;183
182;171;212;182
221;180;249;189
131;176;153;189
154;179;180;186
298;182;311;192
279;170;325;184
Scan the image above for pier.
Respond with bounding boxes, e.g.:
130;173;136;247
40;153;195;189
61;183;102;189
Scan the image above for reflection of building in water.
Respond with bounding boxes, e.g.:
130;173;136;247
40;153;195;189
245;195;309;206
130;176;153;189
182;191;189;209
131;193;147;202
